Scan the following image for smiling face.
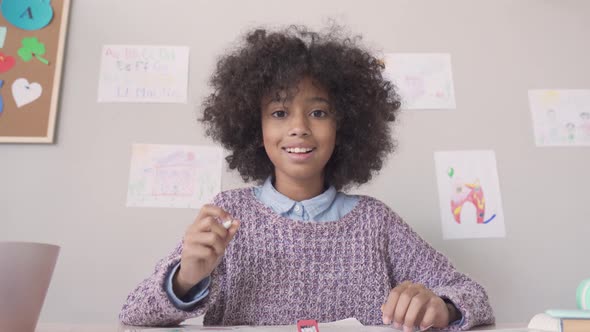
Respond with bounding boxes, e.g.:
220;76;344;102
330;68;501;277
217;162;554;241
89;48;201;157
261;76;337;195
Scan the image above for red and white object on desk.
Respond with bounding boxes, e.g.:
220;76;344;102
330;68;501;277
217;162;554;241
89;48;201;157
297;320;320;332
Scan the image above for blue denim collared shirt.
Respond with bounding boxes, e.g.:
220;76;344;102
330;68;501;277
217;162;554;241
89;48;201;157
253;176;359;222
165;176;359;309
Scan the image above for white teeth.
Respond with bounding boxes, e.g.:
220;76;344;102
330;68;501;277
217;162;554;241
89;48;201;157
286;147;313;153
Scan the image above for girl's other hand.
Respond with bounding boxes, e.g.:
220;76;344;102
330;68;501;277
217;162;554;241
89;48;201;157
381;281;457;332
172;204;240;297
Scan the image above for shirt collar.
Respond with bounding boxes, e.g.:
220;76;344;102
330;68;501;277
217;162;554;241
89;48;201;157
258;177;296;214
258;176;338;219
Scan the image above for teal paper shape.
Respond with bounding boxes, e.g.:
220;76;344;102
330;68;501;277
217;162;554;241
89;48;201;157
1;0;54;31
0;27;6;48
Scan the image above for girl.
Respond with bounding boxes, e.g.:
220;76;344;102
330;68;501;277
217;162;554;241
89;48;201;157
119;25;495;331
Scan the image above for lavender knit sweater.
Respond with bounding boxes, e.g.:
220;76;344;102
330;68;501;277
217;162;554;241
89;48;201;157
120;188;494;330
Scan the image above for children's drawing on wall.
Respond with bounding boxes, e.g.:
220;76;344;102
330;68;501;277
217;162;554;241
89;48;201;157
434;150;506;240
383;53;456;110
126;144;222;209
98;45;189;103
528;89;590;147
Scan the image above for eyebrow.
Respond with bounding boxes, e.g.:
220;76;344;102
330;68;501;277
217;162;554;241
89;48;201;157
306;96;331;105
267;96;330;105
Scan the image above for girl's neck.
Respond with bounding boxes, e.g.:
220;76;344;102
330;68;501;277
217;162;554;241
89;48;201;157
273;174;326;202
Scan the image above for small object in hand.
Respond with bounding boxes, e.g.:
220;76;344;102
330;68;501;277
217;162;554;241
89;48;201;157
221;218;233;229
297;319;319;332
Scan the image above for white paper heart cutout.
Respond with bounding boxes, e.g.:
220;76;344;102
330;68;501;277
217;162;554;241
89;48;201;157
12;78;43;108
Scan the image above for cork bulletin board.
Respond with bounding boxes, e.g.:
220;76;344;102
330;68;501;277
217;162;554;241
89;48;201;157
0;0;70;143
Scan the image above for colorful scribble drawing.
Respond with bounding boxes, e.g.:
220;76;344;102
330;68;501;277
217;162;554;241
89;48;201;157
383;53;456;110
448;167;496;224
152;151;196;197
529;90;590;146
126;144;222;208
404;75;426;101
579;112;590;142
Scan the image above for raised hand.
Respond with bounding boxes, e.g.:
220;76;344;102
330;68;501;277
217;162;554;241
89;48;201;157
172;204;240;297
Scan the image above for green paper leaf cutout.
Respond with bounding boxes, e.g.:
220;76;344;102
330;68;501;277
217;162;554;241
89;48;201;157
17;37;49;65
448;167;454;178
18;47;33;61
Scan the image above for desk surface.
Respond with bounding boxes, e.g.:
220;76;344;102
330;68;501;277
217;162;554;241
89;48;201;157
36;323;533;332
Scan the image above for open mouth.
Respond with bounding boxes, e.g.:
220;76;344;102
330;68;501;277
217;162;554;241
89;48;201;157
282;147;316;154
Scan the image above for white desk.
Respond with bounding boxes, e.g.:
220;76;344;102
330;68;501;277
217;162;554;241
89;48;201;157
37;323;532;332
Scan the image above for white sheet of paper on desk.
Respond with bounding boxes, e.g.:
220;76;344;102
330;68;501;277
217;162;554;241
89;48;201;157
126;144;222;209
123;318;396;332
382;53;456;110
123;326;531;332
320;318;364;327
124;326;244;331
97;45;189;103
318;318;389;331
470;326;536;332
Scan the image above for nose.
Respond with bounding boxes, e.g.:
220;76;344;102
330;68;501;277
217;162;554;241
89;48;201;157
287;112;310;137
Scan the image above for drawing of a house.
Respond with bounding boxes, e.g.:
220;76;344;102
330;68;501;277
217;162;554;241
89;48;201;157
152;151;196;197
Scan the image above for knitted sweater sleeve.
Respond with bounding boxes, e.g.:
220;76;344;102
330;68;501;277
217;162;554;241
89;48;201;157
119;192;232;327
385;208;495;330
118;241;215;326
119;237;229;326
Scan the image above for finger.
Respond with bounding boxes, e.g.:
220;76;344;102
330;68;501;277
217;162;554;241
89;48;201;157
403;293;429;331
193;232;226;256
393;285;421;327
187;244;216;261
196;204;233;225
197;210;234;235
184;229;225;257
224;219;240;245
382;281;411;324
420;304;438;330
194;216;229;239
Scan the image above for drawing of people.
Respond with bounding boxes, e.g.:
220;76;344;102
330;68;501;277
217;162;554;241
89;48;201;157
579;112;590;142
545;108;560;143
565;122;576;143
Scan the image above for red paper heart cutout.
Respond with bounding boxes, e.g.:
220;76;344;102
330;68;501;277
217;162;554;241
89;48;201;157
0;53;16;73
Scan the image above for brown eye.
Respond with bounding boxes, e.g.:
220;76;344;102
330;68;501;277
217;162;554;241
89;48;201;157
272;110;287;118
310;110;327;118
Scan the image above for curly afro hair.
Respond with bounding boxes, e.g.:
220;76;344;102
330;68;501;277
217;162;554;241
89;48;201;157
200;25;401;191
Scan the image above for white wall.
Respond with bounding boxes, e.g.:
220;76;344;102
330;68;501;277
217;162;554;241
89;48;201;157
1;0;589;325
